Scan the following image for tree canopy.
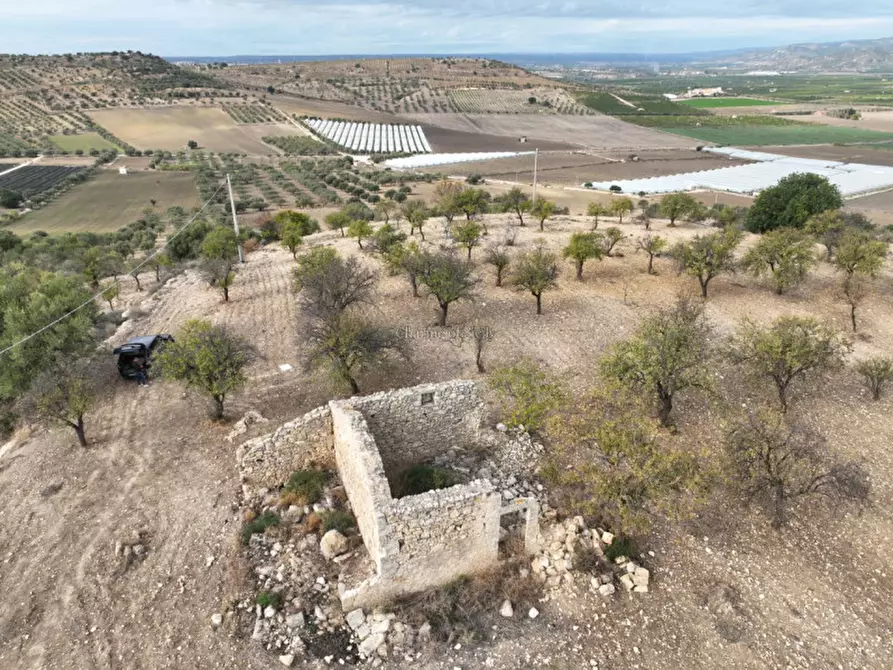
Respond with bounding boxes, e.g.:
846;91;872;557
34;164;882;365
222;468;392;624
746;173;843;234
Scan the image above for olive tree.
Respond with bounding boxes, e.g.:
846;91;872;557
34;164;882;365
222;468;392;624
728;316;850;413
746;174;843;234
600;297;712;427
514;243;559;314
856;356;893;401
156;319;253;420
741;228;816;294
21;357;103;447
419;250;477;326
727;411;869;529
562;232;604;280
671;227;743;298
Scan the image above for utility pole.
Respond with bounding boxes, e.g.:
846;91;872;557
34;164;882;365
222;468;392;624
532;148;539;205
226;173;244;264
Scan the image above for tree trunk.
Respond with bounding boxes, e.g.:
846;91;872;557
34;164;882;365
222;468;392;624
777;384;788;414
340;227;345;237
576;260;584;281
466;246;472;260
410;274;419;298
669;215;677;227
771;487;786;529
155;266;161;282
74;416;87;447
223;285;229;302
106;299;114;310
347;375;360;395
496;268;503;287
517;211;524;227
699;277;709;298
535;293;542;315
657;392;673;427
476;348;485;373
539;219;545;232
420;229;425;241
134;275;142;291
439;302;449;326
358;238;363;249
212;396;225;420
645;219;651;231
647;254;655;275
851;304;857;332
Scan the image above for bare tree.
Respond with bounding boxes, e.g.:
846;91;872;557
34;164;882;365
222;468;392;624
727;412;870;528
295;250;377;321
469;323;494;373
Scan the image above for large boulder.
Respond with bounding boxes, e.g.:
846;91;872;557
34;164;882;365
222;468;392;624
319;529;348;560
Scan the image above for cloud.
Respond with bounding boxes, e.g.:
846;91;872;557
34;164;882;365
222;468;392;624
2;0;893;55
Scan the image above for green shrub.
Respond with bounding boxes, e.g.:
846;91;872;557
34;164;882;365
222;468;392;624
604;535;637;562
396;465;457;498
284;470;328;504
256;590;284;609
320;510;356;534
240;510;280;545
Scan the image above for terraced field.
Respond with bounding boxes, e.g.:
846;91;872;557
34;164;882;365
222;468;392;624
47;133;120;153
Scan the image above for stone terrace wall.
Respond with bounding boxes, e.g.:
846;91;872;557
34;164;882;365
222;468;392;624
348;380;482;477
330;402;398;574
237;407;334;490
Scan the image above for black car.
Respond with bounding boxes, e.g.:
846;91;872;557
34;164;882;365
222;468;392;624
113;334;174;380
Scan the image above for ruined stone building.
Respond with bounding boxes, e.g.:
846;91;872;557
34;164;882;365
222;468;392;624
238;380;540;609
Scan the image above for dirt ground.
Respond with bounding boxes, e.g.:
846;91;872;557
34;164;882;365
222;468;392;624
754;144;893;167
1;213;892;670
87;107;298;154
404;113;700;151
789;110;893;132
271;96;403;124
421;123;576;153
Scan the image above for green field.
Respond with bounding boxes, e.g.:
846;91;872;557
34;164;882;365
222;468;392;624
627;114;893;145
7;170;199;235
679;97;779;108
48;133;120;153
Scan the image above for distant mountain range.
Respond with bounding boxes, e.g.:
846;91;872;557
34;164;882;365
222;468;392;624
169;36;893;73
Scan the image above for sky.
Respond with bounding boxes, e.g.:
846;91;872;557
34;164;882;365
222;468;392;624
3;0;893;56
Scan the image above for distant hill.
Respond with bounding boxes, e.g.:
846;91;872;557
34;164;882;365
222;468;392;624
711;36;893;71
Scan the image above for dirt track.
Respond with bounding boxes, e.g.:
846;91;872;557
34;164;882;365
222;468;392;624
1;217;892;669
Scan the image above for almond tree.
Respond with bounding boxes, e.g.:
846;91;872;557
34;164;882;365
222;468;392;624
452;220;485;260
562;232;604;281
419;250;477;326
728;316;850;413
670;227;743;298
610;197;634;224
637;233;667;274
856;357;893;400
515;243;559;314
600;296;712;427
501;186;531;226
532;199;557;232
727;411;869;528
484;245;511;287
741;228;816;295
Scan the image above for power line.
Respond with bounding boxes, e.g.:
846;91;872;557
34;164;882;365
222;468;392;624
0;182;226;358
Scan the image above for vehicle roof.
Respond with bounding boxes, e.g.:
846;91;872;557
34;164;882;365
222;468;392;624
127;335;160;348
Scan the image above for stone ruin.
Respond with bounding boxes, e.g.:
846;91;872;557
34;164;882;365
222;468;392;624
238;380;542;610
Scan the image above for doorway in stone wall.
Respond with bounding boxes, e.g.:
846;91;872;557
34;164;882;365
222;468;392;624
499;509;525;559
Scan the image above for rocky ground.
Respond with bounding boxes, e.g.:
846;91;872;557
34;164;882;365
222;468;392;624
1;213;891;669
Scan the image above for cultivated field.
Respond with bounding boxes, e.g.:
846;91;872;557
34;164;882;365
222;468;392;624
8;171;199;234
407;113;698;150
792;110;893;132
87;107;297;154
271;95;402;123
421;150;744;186
1;212;891;669
678;97;779;108
47;132;120;153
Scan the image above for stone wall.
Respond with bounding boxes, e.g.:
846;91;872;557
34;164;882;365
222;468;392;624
349;380;482;478
382;481;501;587
237;406;334;490
330;402;397;574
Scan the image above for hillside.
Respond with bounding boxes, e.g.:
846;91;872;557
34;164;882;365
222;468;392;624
215;57;594;115
711;36;893;72
0;52;234;153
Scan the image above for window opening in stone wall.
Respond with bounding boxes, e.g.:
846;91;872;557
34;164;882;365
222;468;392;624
420;392;434;405
499;509;525;560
